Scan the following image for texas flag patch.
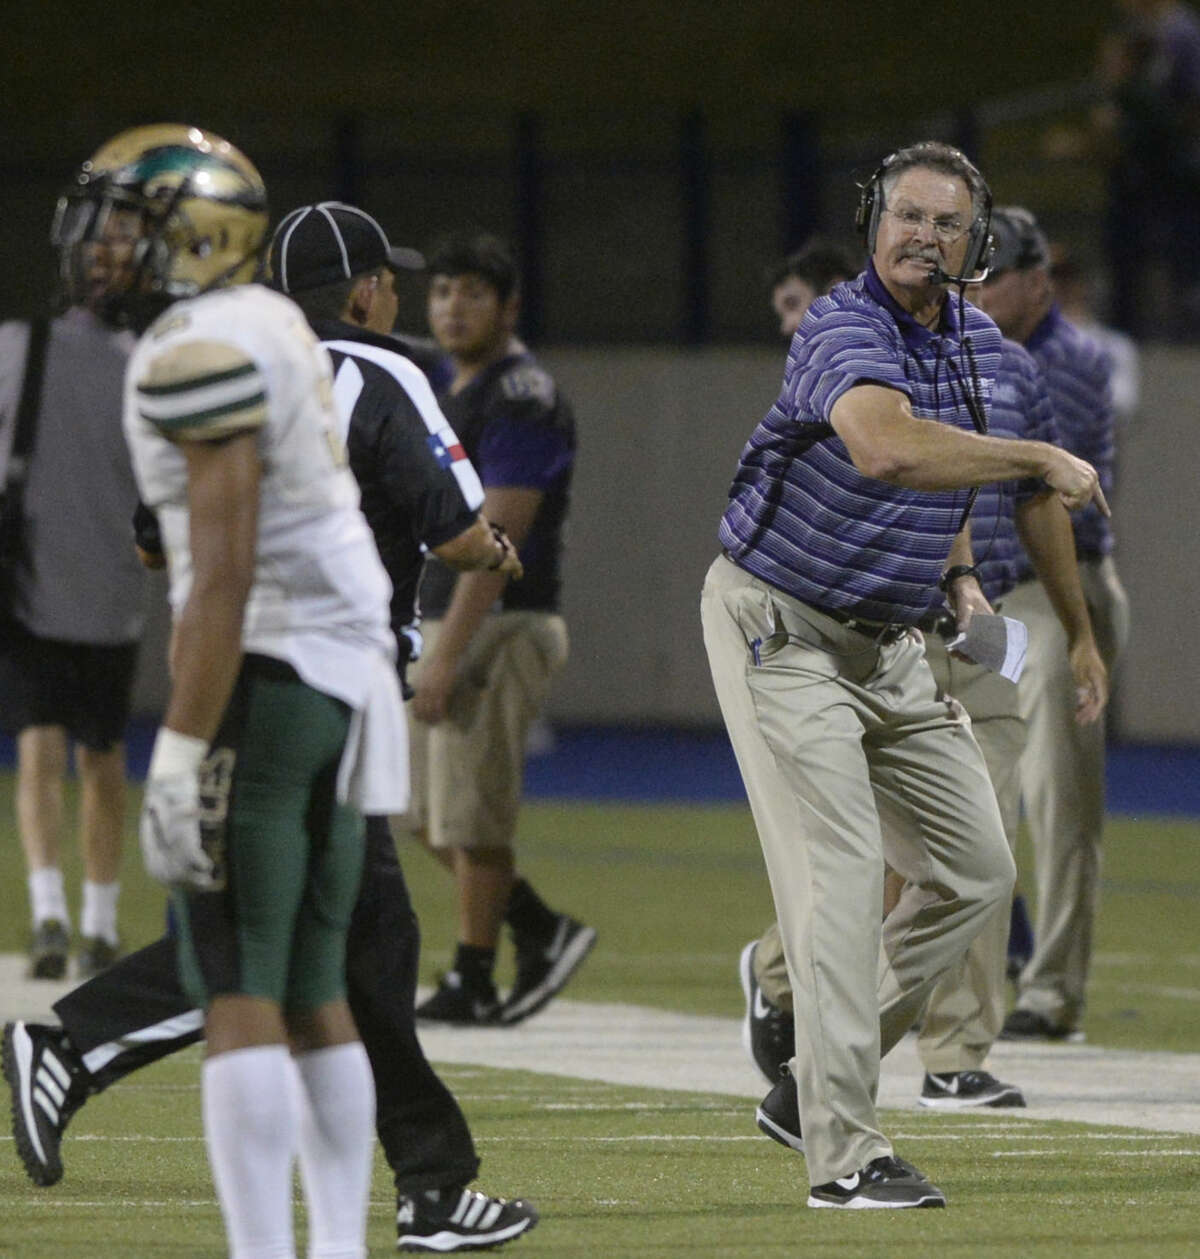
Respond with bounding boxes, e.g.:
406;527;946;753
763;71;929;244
426;425;484;508
428;428;467;468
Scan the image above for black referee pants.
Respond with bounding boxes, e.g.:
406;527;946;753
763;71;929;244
52;814;480;1193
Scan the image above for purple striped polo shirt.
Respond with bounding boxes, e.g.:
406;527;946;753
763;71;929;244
1019;306;1115;570
718;262;1003;623
956;337;1060;606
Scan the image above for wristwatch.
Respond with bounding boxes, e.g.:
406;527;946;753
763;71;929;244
938;563;980;593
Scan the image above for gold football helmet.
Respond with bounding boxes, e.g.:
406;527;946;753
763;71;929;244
52;124;269;326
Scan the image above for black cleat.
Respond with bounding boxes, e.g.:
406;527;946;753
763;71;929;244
397;1184;539;1252
738;940;794;1085
2;1021;89;1186
919;1070;1026;1109
755;1063;804;1153
808;1155;946;1209
27;920;69;980
416;973;502;1026
499;915;596;1026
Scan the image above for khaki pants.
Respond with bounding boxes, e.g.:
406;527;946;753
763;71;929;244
755;637;1025;1073
1003;556;1129;1030
915;637;1023;1071
399;611;568;850
701;556;1013;1184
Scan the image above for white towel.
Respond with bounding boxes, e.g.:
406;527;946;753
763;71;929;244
336;651;410;814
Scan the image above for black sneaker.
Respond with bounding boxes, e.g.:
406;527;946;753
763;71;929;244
2;1021;89;1186
397;1184;539;1252
755;1063;804;1153
27;920;69;980
919;1070;1026;1109
75;937;121;982
738;940;794;1084
999;1008;1084;1043
415;972;502;1026
808;1155;946;1209
498;915;597;1026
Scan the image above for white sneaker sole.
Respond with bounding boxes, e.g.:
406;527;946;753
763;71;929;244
754;1104;805;1154
807;1191;945;1209
918;1089;1026;1110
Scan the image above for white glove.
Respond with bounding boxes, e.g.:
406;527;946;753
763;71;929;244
140;729;224;891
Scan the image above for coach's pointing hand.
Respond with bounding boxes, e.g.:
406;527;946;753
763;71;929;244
1042;447;1110;517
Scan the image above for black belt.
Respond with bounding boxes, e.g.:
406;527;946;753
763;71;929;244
915;608;957;640
815;602;911;644
719;553;911;645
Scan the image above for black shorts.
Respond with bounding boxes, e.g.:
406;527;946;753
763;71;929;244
0;618;138;751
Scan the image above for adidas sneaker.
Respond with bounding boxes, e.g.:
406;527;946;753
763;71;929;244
2;1021;89;1186
397;1184;538;1252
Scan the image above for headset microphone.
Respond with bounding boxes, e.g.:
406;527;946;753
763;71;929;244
928;263;990;287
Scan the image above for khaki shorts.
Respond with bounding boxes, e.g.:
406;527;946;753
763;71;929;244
401;611;568;850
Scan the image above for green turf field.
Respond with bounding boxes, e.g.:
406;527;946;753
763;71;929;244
2;777;1199;1255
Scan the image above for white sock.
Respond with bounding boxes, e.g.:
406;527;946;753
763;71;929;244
80;880;120;944
203;1045;300;1259
28;868;69;928
294;1042;375;1259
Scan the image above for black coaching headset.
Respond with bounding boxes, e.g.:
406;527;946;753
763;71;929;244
854;143;994;285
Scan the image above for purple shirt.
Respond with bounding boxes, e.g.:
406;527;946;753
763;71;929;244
1020;306;1115;570
719;263;1003;624
960;338;1060;605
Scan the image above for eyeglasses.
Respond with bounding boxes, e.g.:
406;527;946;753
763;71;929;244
883;205;969;245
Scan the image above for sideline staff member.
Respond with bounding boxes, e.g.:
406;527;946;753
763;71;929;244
701;141;1108;1210
979;206;1130;1043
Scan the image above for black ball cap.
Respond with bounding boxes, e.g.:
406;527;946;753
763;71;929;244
269;201;425;293
988;206;1050;276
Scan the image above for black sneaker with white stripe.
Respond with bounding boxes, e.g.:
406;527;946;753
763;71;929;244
808;1155;946;1209
738;940;795;1085
397;1184;538;1252
2;1021;90;1187
498;915;597;1026
754;1062;804;1153
919;1069;1026;1110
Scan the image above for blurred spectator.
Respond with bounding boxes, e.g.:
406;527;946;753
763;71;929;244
767;238;861;337
1050;244;1142;422
1093;0;1200;338
0;201;145;983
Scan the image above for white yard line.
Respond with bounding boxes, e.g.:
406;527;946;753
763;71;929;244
412;998;1200;1138
4;955;1199;1138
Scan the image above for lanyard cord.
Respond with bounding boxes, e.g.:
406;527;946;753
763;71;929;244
947;289;1003;568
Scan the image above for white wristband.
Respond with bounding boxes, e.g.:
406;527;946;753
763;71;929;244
148;727;209;780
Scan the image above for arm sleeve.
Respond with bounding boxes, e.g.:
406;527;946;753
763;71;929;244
475;406;573;490
790;307;912;425
367;387;481;548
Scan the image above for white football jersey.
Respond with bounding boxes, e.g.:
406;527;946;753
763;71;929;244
124;284;395;709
